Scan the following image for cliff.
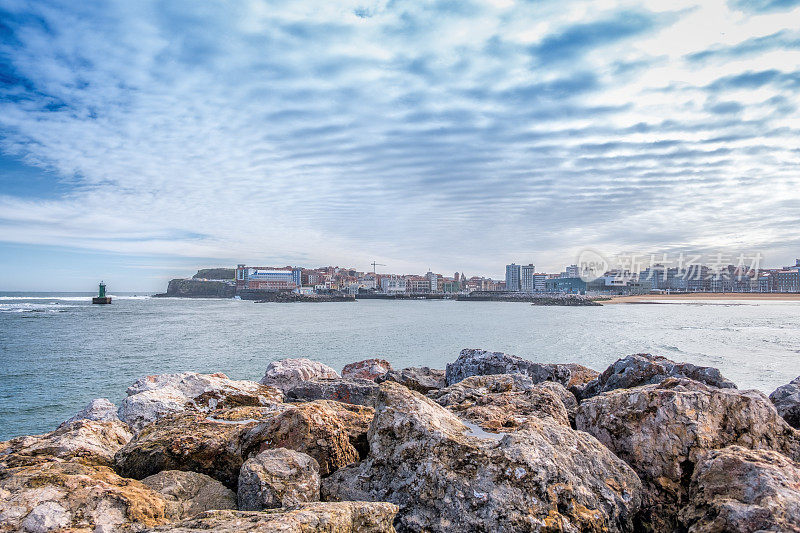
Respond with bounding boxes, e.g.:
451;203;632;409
192;268;235;280
154;279;236;298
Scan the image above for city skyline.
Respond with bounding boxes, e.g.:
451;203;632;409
2;1;800;291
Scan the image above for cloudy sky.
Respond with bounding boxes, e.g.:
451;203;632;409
1;0;799;290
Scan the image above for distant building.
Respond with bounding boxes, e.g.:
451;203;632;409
236;265;301;290
545;277;586;294
505;264;521;292
380;275;407;293
426;271;439;293
565;264;579;278
520;264;536;292
533;273;548;291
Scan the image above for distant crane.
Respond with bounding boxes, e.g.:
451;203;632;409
370;261;386;274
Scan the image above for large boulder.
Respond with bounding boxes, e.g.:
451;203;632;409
239;401;367;476
376;366;446;393
0;460;171;532
429;374;571;430
770;375;800;429
259;358;339;391
562;363;601;391
576;378;800;532
141;470;236;520
119;372;283;432
238;448;320;510
445;348;573;387
285;377;379;406
114;412;259;489
342;358;393;381
579;353;736;399
323;381;642;532
61;398;121;427
143;502;399;532
679;446;800;533
1;419;132;468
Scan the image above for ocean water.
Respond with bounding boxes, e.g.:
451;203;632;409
1;293;800;440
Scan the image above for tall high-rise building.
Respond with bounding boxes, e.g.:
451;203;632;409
565;264;579;278
505;263;521;292
520;264;536;292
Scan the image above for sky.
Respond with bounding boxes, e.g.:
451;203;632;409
1;0;799;291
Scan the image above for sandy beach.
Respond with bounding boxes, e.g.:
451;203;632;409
602;293;800;304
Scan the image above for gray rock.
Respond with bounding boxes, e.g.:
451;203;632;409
445;348;572;387
770;375;800;429
119;372;283;432
60;398;121;427
376;366;446;393
576;377;800;532
429;373;572;430
285;377;379;406
259;358;339;391
20;501;69;533
579;353;737;399
322;381;642;532
679;445;800;533
142;502;399;532
238;448;320;511
141;470;236;520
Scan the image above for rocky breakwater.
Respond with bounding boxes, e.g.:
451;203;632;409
3;354;800;531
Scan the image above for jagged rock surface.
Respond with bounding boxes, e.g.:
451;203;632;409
576;377;800;532
238;448;320;510
445;348;573;387
429;373;571;430
323;381;642;532
770;375;800;429
342;358;393;381
141;470;237;520
119;372;283;432
143;501;399;532
679;445;800;532
0;460;171;532
579;353;737;399
114;412;257;489
240;400;367;476
61;398;121;427
259;358;340;391
1;419;132;468
376;366;446;393
286;377;379;406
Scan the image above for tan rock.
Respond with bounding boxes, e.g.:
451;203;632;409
323;381;642;532
114;411;259;489
240;401;363;476
143;501;399;532
141;470;236;520
679;445;800;532
576;377;800;531
0;460;171;532
0;419;132;468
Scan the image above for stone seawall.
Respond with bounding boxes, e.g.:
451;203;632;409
3;350;799;531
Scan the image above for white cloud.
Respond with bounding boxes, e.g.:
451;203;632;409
0;0;799;277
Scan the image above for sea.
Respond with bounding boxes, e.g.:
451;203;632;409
1;292;800;440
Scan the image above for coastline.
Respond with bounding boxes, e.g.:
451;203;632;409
602;292;800;304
